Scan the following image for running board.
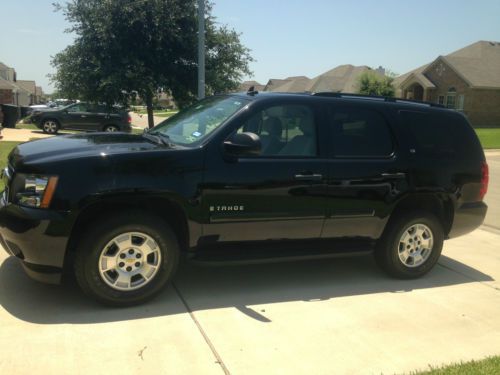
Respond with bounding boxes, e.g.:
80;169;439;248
187;239;374;266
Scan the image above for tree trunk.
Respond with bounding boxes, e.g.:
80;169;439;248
145;91;155;129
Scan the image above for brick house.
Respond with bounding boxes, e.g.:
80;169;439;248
16;80;37;105
394;41;500;127
0;62;43;108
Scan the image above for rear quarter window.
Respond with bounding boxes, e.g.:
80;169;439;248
400;110;481;159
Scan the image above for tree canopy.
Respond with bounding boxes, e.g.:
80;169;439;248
357;70;395;97
51;0;253;127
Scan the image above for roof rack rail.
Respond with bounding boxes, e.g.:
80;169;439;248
311;92;445;108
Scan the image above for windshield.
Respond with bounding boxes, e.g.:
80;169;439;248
150;96;248;145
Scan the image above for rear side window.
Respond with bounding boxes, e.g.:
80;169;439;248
328;107;394;157
400;110;480;159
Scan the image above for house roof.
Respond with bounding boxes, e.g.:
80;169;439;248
270;76;311;92
16;80;36;94
441;41;500;88
239;80;265;92
264;79;291;91
395;41;500;90
305;65;376;93
0;77;17;90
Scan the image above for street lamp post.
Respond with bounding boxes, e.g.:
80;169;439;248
197;0;205;100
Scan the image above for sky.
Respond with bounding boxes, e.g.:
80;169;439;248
1;0;500;93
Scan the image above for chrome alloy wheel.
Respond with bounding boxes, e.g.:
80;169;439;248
98;232;162;291
104;126;118;132
398;224;434;268
43;120;58;133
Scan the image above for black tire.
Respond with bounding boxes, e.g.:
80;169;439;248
103;125;119;132
42;119;59;134
375;211;444;279
74;212;179;306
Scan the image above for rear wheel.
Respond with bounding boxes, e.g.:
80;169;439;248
42;120;59;134
74;212;179;306
375;211;444;278
103;125;119;132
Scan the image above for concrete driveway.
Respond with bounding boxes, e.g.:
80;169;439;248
0;152;499;375
0;228;499;375
484;151;500;230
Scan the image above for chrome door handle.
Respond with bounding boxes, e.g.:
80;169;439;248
294;174;323;181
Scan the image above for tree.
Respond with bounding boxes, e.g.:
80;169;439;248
357;70;395;97
51;0;253;128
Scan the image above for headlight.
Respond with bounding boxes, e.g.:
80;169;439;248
16;175;58;208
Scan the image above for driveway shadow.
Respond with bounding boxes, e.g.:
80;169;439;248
0;254;493;325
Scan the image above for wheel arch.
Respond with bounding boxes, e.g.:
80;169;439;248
102;124;120;131
63;195;190;273
388;193;454;237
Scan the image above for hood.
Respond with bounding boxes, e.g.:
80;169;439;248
9;133;168;168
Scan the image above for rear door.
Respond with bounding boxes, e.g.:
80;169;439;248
201;99;329;243
322;103;409;239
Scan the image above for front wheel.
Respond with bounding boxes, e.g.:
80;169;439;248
74;212;179;306
375;211;444;279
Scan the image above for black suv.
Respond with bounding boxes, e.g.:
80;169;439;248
0;92;488;306
31;102;132;134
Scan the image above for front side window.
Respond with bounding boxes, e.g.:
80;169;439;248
236;104;317;157
329;107;393;158
66;103;88;112
152;96;248;145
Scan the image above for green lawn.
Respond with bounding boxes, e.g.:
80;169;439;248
409;356;500;374
475;128;500;149
0;141;21;191
16;123;38;130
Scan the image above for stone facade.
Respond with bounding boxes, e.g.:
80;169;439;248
0;88;14;124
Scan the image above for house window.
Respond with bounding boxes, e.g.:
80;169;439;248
438;95;444;105
456;95;465;111
446;87;456;109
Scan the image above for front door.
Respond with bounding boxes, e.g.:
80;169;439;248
201;100;329;244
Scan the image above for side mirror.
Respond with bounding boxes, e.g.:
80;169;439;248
223;132;261;156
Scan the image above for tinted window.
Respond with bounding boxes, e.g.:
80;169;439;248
237;104;317;157
329;107;393;157
400;110;480;159
67;103;88;112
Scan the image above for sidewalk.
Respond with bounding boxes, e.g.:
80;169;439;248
1;128;52;142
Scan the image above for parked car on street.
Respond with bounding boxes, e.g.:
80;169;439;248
0;91;488;306
30;102;132;133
